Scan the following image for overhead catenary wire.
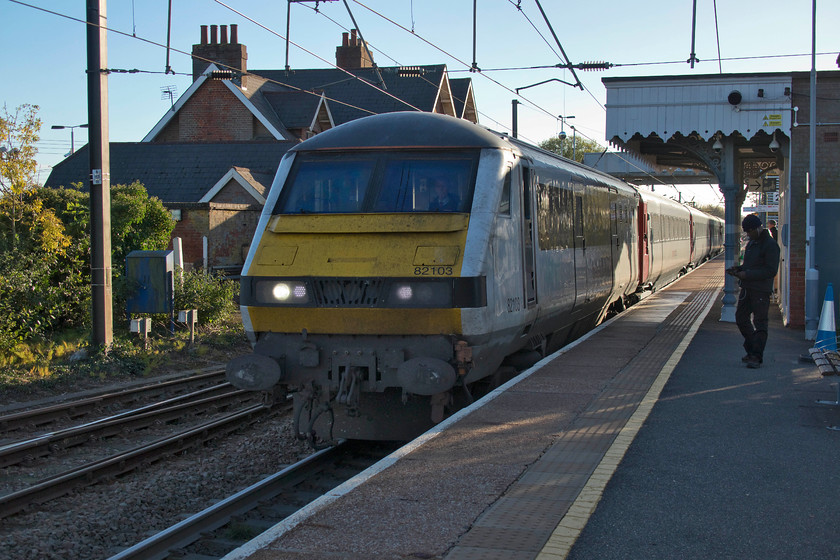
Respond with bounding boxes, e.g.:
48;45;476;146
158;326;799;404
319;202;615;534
348;0;568;135
4;0;777;203
298;2;514;136
6;0;420;120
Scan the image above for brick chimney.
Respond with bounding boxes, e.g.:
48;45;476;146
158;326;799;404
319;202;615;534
192;24;248;84
336;29;374;69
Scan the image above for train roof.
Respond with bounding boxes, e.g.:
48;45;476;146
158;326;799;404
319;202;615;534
289;112;510;152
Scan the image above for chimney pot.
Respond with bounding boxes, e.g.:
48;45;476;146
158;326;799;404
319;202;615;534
342;32;349;47
230;24;238;44
351;28;358;45
221;25;228;44
200;25;208;45
210;24;218;44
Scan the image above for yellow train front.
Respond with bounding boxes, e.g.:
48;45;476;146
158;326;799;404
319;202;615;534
228;112;643;445
229;113;500;444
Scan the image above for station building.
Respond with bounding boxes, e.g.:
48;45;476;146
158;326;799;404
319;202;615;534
589;71;840;334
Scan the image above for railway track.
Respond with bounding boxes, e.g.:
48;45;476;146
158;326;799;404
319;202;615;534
0;369;228;434
0;383;258;468
0;373;287;520
108;440;400;560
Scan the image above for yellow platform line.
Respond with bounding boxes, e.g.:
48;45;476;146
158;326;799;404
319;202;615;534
536;288;720;560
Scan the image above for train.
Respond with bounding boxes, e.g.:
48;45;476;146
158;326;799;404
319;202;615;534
226;112;723;446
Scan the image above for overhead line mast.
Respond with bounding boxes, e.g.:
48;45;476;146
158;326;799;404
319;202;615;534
532;0;582;90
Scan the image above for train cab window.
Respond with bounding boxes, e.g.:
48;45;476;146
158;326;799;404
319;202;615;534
275;151;478;214
275;155;375;214
374;155;475;213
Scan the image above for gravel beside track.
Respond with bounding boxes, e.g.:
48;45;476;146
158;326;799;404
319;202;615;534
0;390;312;560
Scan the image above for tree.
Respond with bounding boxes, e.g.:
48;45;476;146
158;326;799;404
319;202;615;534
37;181;176;280
0;104;42;249
0;181;177;350
697;203;724;219
539;134;605;163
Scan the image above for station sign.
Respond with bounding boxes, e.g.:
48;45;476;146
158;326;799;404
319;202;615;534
743;205;779;213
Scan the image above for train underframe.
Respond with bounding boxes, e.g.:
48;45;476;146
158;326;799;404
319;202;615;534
229;331;511;446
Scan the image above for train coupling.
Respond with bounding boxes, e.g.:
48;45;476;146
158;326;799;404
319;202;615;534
455;340;473;376
225;353;283;391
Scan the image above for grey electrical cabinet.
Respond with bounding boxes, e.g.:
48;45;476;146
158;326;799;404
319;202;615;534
126;250;174;314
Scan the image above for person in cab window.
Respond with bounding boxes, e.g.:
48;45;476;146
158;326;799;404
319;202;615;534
429;178;460;212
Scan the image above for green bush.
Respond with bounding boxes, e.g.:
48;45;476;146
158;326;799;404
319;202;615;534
0;248;90;353
174;268;238;327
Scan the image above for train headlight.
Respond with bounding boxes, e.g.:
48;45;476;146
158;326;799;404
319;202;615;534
273;283;291;300
388;281;452;308
255;280;310;304
395;285;413;300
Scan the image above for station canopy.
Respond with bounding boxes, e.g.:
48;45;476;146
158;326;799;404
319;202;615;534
600;73;792;192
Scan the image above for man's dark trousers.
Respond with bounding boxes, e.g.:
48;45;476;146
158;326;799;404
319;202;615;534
736;287;770;361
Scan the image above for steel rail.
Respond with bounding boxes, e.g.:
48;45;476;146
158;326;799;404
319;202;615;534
107;442;346;560
0;384;255;468
0;369;225;432
0;403;273;520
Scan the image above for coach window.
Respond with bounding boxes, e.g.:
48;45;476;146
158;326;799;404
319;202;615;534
499;168;511;215
574;195;584;242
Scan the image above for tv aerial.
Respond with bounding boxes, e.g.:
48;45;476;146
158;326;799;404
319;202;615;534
161;85;178;108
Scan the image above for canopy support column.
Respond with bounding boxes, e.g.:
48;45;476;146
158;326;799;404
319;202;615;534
718;137;745;322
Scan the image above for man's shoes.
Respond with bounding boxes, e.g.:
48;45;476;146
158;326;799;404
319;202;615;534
745;355;762;369
741;354;751;363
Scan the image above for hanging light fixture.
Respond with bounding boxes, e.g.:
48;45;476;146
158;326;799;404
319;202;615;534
769;131;780;152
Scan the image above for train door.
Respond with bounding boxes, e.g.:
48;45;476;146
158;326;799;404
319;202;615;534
573;187;587;309
521;166;537;308
689;213;696;264
637;200;651;286
609;195;619;290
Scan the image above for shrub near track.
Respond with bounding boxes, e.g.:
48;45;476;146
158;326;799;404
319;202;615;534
0;273;248;403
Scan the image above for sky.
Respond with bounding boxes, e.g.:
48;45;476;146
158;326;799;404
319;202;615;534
2;0;839;207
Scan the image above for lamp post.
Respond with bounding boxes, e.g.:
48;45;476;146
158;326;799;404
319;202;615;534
51;124;88;156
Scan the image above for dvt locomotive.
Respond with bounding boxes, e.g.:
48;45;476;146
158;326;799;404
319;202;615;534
227;112;722;444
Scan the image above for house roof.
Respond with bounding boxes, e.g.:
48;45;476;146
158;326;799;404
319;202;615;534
143;64;468;144
449;78;477;120
254;65;450;124
44;142;293;204
264;90;331;129
199;166;274;204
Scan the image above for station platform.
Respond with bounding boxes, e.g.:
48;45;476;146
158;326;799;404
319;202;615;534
226;259;840;560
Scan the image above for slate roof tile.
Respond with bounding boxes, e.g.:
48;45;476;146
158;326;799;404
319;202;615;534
45;142;293;204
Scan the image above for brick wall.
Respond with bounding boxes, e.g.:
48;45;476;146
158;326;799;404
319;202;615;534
213;178;261;204
178;81;254;142
208;203;261;269
786;71;840;328
170;204;210;270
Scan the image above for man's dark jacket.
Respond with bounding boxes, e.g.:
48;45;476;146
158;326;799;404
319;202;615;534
735;229;780;293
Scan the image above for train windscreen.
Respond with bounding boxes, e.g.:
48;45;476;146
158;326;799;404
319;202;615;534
274;151;478;214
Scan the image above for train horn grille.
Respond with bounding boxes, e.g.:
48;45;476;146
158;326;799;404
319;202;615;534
313;279;384;307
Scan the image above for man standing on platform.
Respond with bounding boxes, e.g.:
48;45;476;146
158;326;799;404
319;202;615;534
726;214;780;369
